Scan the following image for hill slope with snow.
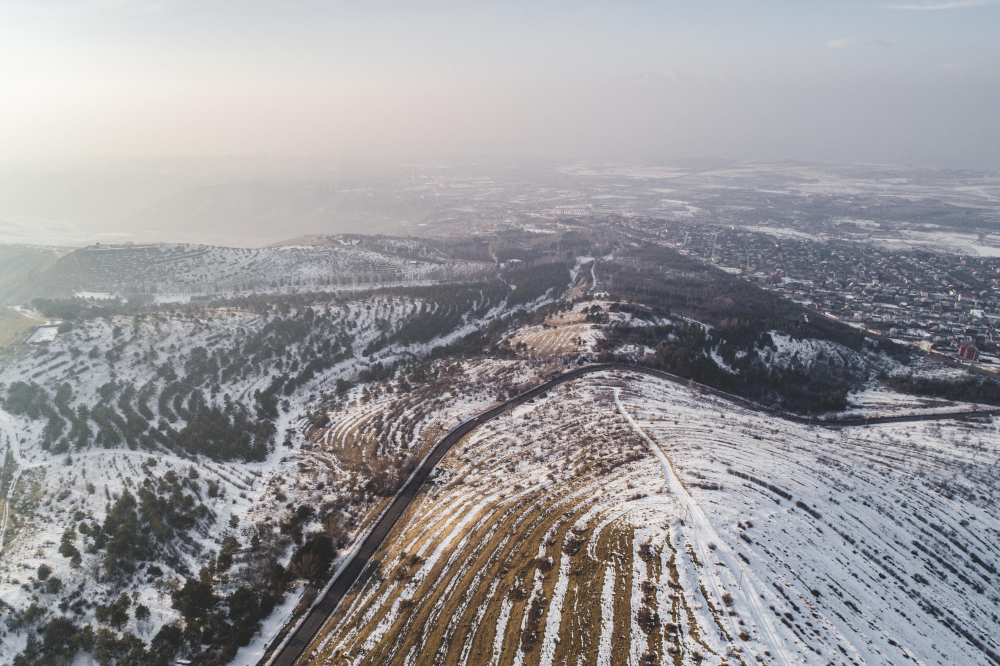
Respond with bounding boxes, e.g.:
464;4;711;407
300;368;1000;666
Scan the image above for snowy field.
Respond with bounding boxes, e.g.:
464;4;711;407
842;384;973;417
878;231;1000;259
300;368;1000;666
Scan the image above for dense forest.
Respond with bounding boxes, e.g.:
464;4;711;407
2;378;275;463
588;242;918;412
887;375;1000;406
597;320;859;412
604;244;907;355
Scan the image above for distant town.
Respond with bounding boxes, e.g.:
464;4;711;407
648;224;1000;366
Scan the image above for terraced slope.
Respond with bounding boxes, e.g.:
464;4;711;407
57;243;490;296
297;371;1000;666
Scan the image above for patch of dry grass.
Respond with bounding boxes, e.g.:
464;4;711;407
0;307;44;356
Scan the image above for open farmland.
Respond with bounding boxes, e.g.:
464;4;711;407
514;323;593;355
511;320;598;356
509;300;661;357
298;369;1000;666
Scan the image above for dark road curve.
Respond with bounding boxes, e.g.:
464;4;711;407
262;362;999;666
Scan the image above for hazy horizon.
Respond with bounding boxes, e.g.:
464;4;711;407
2;1;999;247
1;156;997;249
1;1;998;170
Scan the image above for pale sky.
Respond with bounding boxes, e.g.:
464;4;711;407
1;0;998;167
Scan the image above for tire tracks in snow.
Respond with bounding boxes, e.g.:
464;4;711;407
614;388;794;666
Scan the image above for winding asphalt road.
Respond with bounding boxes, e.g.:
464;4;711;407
263;362;999;666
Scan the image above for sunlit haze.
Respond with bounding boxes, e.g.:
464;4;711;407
1;0;998;166
5;4;1000;666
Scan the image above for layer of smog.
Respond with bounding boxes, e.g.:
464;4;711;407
2;2;999;666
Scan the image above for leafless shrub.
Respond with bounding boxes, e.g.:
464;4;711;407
563;535;583;556
637;606;660;633
322;512;349;548
291;551;324;582
534;556;554;573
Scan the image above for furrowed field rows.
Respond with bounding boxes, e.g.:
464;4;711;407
512;323;596;356
294;370;1000;666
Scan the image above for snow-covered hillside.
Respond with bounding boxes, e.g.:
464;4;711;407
299;368;1000;666
1;235;996;666
0;280;547;665
70;242;492;299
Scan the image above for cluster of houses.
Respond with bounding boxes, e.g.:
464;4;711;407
663;225;1000;366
